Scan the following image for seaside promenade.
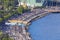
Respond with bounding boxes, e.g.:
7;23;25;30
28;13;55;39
5;6;60;40
8;6;60;24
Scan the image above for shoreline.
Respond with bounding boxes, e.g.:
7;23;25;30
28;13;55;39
25;12;60;40
0;7;60;40
25;12;50;40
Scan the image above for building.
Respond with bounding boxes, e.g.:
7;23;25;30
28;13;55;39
18;0;60;7
18;0;45;7
44;0;60;6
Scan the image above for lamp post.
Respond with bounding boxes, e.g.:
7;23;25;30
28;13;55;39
52;0;53;7
55;0;57;8
45;0;48;8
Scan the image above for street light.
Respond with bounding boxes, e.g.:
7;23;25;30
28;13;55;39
45;0;48;8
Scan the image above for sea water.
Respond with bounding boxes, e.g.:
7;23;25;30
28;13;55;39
28;13;60;40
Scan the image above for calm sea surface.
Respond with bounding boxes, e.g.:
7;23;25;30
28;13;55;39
28;13;60;40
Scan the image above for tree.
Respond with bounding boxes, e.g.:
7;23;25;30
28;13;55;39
3;0;14;11
0;31;2;36
3;0;9;10
17;6;24;14
0;18;3;22
2;33;14;40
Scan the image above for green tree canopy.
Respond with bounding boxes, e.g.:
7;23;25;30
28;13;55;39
17;6;24;14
